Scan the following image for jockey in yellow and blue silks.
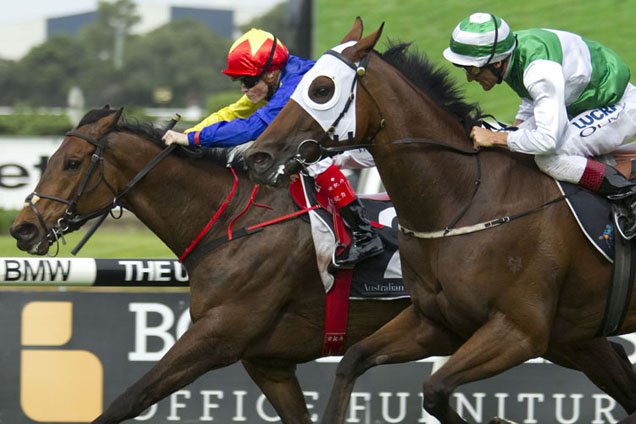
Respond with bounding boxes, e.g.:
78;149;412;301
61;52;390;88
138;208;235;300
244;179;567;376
443;13;636;238
162;29;383;267
164;29;313;146
184;95;265;133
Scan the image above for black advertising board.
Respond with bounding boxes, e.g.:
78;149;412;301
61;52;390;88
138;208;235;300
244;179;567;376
0;291;631;423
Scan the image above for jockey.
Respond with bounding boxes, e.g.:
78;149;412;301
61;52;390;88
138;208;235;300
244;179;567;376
443;13;636;238
162;29;383;267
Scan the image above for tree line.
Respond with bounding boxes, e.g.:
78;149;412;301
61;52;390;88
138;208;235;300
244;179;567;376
0;0;300;109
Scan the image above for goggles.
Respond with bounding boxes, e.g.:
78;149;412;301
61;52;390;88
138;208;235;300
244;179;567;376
464;65;483;76
239;75;261;89
454;64;483;76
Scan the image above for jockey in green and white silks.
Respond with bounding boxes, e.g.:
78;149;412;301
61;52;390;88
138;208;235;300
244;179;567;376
444;12;636;238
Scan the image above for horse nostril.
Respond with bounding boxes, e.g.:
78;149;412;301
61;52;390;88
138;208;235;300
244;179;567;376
246;151;274;173
10;222;39;243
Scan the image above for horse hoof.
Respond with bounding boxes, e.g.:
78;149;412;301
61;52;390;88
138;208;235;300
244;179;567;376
489;418;518;424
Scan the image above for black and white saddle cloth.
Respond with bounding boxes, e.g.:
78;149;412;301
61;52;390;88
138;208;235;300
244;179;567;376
292;174;409;299
556;180;614;262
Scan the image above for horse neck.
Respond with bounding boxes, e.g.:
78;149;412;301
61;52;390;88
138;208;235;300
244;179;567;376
105;136;270;257
368;69;551;232
364;71;469;228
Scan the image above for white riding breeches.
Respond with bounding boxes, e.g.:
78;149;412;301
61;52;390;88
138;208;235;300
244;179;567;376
532;83;636;183
305;149;375;177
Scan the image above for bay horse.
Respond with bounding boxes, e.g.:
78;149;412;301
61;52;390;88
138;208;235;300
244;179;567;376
244;18;636;424
8;106;412;424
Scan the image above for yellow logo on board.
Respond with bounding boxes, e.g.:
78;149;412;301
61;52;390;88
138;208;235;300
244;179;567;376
21;301;103;422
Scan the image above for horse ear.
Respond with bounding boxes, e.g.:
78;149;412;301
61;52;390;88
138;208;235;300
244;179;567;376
340;16;364;43
103;104;111;110
95;107;123;133
114;107;124;122
349;22;384;61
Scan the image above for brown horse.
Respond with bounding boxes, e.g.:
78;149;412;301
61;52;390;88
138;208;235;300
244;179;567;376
8;107;411;424
245;18;636;424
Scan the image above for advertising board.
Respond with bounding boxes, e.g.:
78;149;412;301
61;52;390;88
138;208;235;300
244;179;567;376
0;291;632;423
0;137;62;210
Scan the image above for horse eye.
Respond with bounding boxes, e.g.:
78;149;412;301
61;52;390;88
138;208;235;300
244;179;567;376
308;76;335;104
65;159;82;171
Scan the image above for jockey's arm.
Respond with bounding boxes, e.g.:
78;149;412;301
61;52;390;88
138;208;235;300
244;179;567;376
163;95;270;147
184;95;266;133
505;60;569;155
163;95;266;146
332;149;375;169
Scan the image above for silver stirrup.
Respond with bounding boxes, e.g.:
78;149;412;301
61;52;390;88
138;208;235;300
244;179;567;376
612;206;636;240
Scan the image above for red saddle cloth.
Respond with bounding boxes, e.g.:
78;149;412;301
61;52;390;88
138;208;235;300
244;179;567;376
289;175;400;355
289;175;352;355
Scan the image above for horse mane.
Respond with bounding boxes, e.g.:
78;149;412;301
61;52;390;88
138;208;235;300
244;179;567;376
379;41;482;136
78;108;119;127
112;118;249;170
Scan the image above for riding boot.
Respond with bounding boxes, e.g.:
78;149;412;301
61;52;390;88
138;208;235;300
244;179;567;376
579;159;636;238
314;164;384;268
336;198;385;268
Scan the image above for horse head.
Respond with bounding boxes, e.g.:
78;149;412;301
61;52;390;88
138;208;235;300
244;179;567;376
10;106;129;254
245;17;385;186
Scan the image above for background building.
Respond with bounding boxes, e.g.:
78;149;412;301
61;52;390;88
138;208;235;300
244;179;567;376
0;0;286;60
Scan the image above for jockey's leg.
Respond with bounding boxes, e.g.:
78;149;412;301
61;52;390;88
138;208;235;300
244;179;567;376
536;154;636;238
310;161;383;268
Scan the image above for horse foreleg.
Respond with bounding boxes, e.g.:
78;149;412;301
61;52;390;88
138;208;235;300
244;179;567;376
546;339;636;415
321;305;460;424
423;312;545;424
91;317;243;424
242;359;313;424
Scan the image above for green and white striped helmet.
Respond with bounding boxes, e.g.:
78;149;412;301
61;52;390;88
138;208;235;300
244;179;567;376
443;13;516;67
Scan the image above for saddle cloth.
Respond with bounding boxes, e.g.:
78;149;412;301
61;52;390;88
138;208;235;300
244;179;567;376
290;174;408;299
556;180;614;262
555;154;636;263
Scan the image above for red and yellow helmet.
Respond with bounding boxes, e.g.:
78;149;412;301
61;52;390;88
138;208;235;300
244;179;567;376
222;28;289;78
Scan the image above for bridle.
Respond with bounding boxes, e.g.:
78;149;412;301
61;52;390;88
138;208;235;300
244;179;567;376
24;129;119;253
24;116;179;255
279;48;386;177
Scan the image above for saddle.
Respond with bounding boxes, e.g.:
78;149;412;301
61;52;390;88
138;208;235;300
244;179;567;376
289;173;407;299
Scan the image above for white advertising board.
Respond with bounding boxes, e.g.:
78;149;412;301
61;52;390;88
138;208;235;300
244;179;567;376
0;136;62;210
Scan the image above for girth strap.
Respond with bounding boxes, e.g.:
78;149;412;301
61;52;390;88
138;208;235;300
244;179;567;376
597;220;636;336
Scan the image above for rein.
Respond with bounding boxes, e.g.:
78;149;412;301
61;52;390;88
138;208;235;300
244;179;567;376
377;138;570;238
306;134;571;239
71;141;178;255
180;166;322;264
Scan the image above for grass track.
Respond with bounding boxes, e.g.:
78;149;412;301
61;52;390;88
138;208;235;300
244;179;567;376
2;3;634;258
315;0;636;122
0;217;174;259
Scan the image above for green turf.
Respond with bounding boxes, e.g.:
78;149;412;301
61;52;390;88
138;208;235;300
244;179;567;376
0;225;174;258
315;0;636;123
3;3;634;259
